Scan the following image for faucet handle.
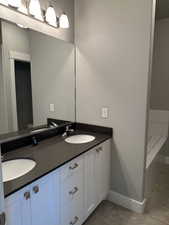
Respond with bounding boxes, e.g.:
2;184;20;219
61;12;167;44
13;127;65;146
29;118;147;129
65;125;69;131
62;132;67;137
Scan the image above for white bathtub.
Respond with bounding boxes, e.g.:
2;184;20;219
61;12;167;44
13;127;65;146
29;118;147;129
146;135;167;169
146;110;169;169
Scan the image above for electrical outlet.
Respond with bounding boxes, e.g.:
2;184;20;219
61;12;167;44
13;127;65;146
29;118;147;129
49;104;55;112
101;107;109;119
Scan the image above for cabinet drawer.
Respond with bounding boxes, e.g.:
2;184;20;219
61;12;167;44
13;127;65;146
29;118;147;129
61;198;84;225
61;171;83;205
60;155;84;182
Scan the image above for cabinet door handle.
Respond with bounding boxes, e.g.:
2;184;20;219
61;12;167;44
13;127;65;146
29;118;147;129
99;146;103;151
96;146;102;153
24;191;31;200
69;216;79;225
96;148;100;153
33;185;39;194
69;187;79;195
69;163;78;170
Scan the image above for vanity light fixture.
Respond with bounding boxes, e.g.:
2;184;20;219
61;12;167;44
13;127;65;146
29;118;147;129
0;0;8;6
29;0;43;21
8;0;21;8
59;12;69;28
0;0;70;30
45;5;57;27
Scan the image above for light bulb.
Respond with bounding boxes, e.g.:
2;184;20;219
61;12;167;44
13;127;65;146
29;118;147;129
29;0;43;21
45;5;57;27
8;0;21;8
0;0;8;6
18;2;28;14
60;13;69;29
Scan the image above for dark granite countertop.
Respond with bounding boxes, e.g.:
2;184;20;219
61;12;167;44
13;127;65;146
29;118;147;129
3;128;112;197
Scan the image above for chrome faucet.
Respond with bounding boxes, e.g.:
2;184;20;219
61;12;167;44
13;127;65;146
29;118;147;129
49;121;58;128
1;154;4;162
62;125;74;137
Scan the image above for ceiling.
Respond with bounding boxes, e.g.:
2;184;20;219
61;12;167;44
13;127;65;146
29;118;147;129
156;0;169;20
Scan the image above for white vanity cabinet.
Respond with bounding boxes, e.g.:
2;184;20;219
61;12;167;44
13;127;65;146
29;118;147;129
60;155;84;225
5;172;60;225
30;172;59;225
84;140;111;220
5;187;31;225
5;139;111;225
95;140;111;204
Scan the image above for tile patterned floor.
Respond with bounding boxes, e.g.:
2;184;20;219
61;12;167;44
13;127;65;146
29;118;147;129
84;162;169;225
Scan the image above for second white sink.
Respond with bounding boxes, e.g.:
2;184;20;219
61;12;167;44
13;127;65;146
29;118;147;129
2;159;36;182
65;135;95;144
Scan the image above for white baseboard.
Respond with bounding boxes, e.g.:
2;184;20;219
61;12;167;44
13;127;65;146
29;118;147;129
157;155;169;165
107;190;146;214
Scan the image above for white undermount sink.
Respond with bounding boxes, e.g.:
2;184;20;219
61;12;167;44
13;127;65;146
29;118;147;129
2;159;36;182
65;135;95;144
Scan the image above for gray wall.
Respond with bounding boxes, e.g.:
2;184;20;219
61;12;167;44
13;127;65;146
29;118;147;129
75;0;153;201
30;31;75;126
150;18;169;110
150;18;169;157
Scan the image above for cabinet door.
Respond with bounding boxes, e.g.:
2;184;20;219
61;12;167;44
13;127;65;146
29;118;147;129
94;140;111;205
5;187;31;225
30;173;58;225
99;140;111;200
84;150;97;220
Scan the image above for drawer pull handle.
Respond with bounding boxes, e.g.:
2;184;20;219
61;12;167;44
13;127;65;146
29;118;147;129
96;146;102;153
33;186;39;194
69;163;78;170
24;191;31;200
70;216;79;225
69;187;79;195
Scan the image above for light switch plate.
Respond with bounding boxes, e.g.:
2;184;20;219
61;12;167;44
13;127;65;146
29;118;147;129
49;104;55;112
101;107;109;119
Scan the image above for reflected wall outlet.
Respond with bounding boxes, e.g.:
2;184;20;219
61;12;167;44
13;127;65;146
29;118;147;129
101;107;109;118
49;104;55;112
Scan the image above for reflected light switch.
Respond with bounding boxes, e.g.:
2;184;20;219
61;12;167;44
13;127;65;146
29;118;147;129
101;107;108;119
49;104;55;112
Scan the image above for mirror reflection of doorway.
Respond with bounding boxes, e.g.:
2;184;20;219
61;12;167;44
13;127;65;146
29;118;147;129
14;60;33;131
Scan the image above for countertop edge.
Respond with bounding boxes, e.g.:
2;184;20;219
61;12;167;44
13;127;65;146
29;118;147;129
4;135;112;198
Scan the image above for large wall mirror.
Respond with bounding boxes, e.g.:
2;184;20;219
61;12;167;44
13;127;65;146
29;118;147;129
0;19;75;136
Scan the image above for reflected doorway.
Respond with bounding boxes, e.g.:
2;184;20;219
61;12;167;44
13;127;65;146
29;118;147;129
14;60;33;131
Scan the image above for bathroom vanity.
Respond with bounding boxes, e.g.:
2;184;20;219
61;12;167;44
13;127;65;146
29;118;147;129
1;124;112;225
0;6;113;225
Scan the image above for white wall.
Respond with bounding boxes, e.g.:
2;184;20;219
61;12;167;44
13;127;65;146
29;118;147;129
75;0;154;202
